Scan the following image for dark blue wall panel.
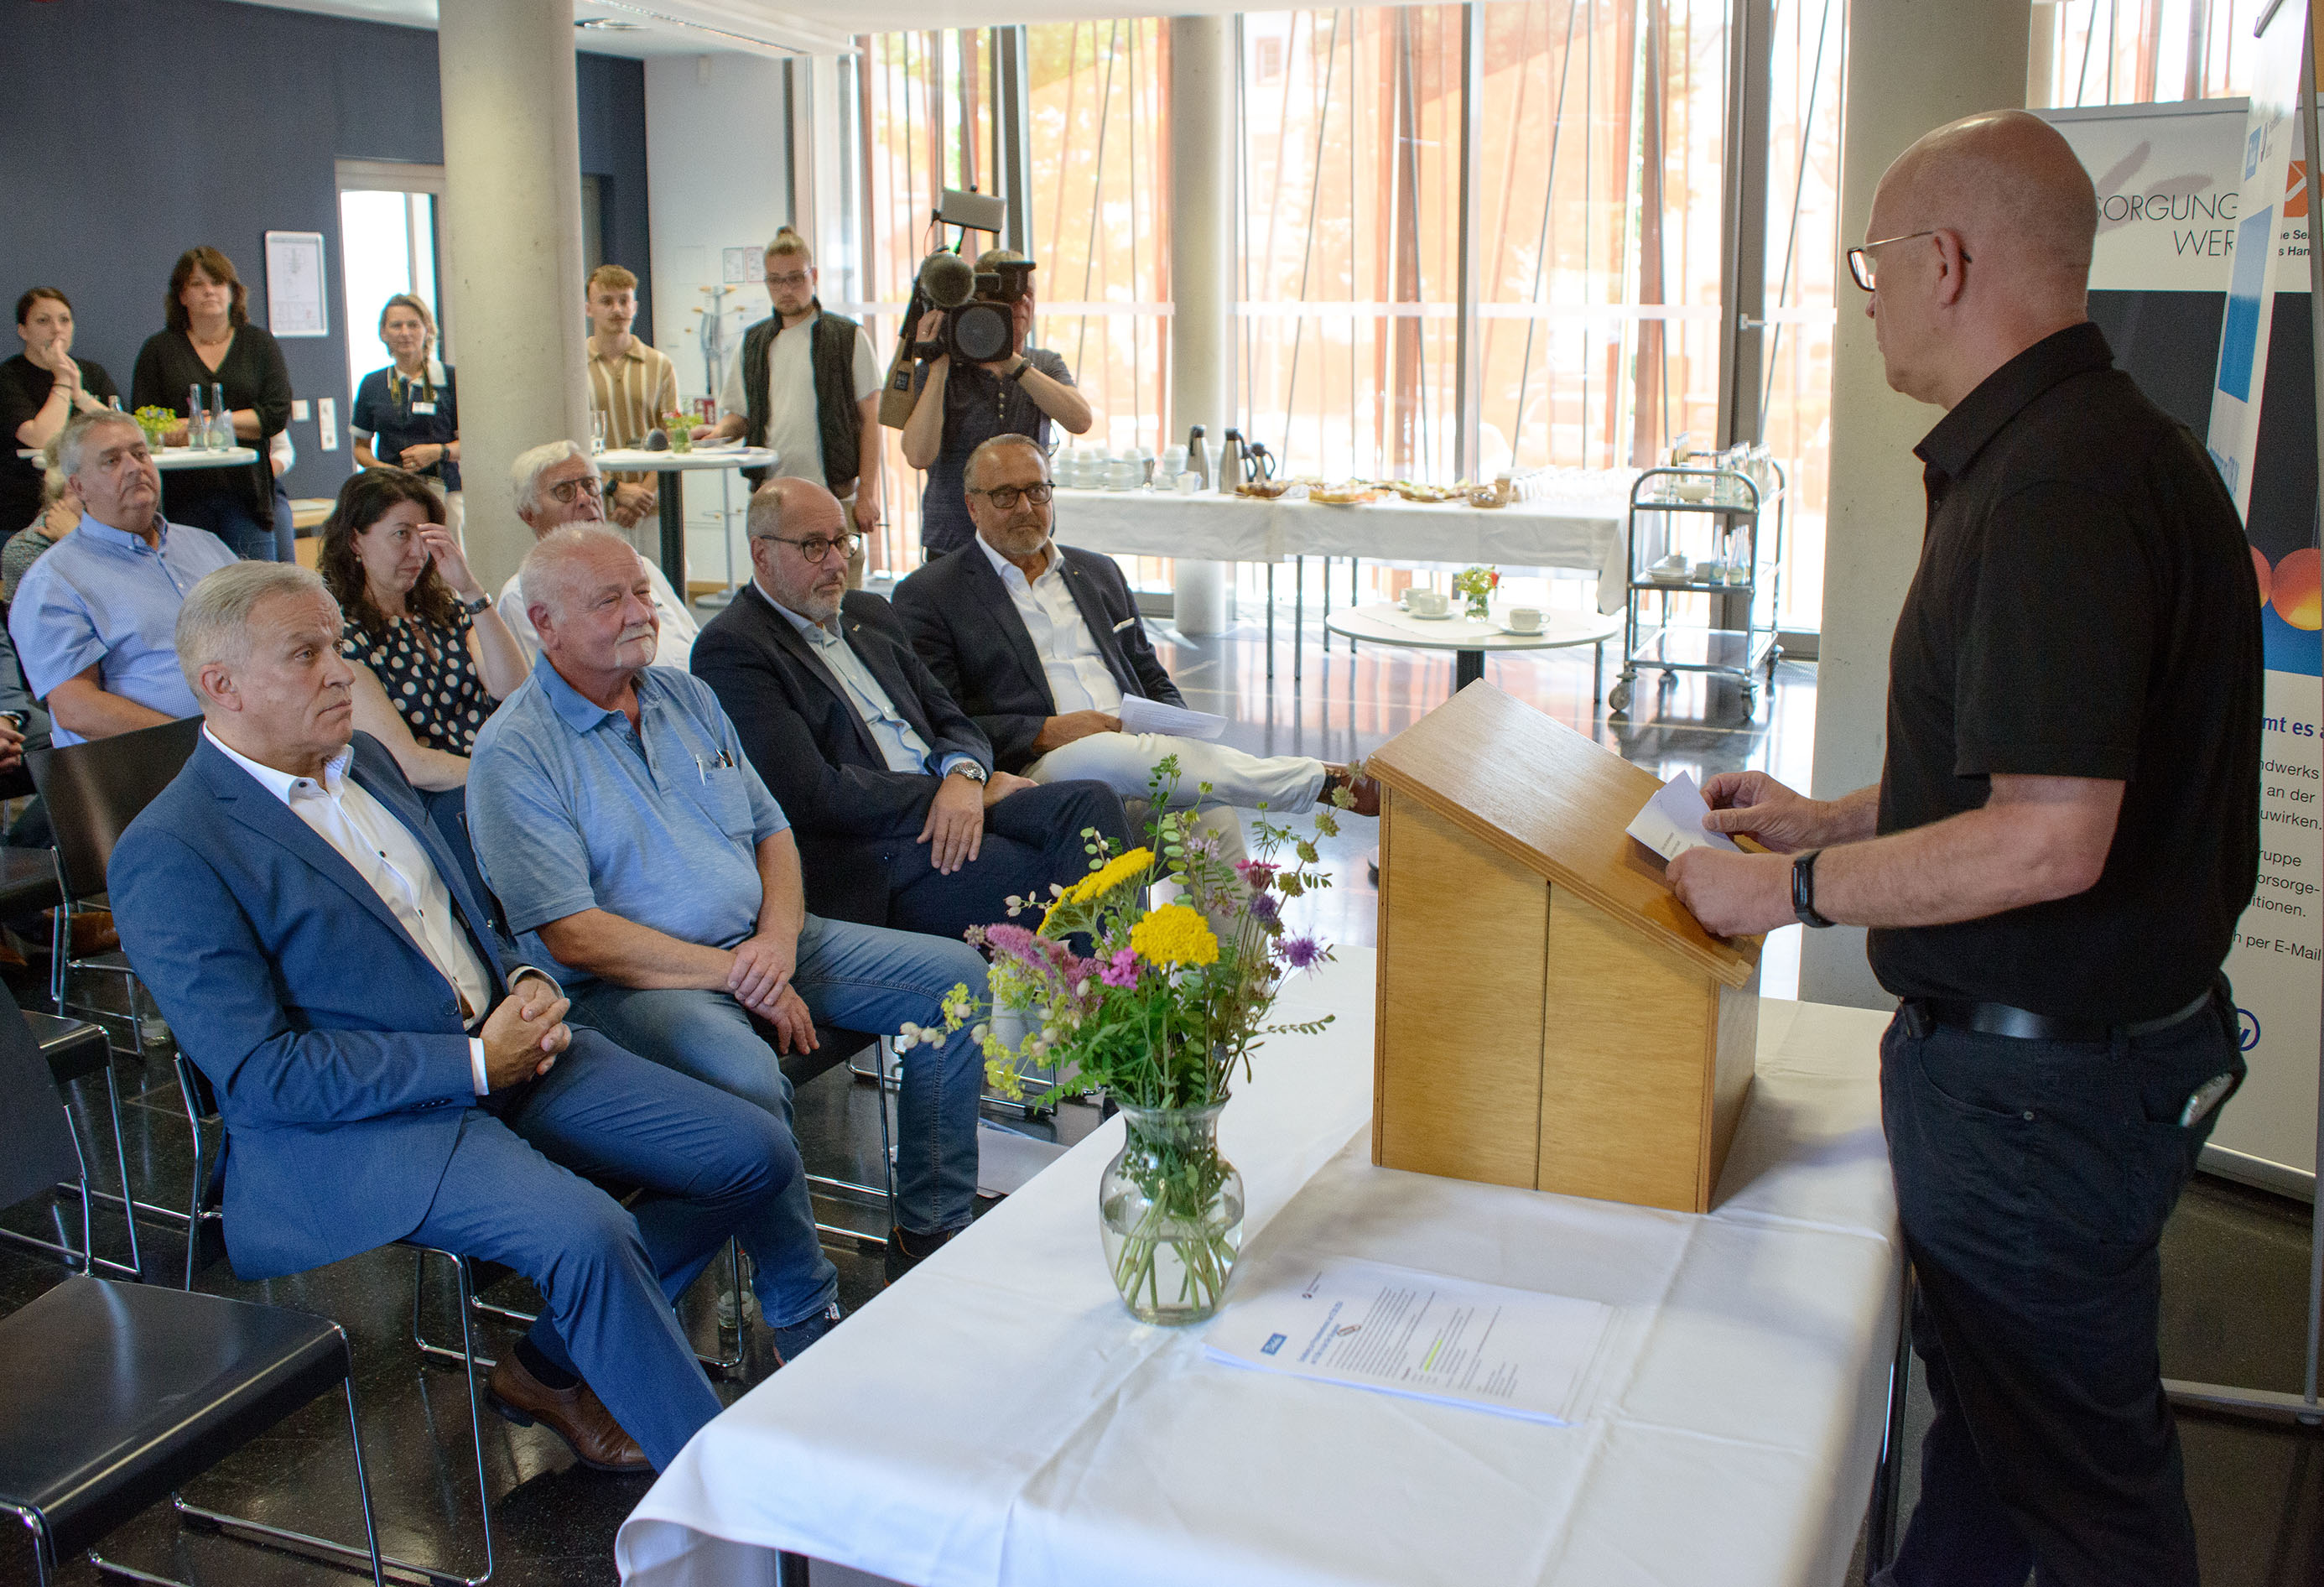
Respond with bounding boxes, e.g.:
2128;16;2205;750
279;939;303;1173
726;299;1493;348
0;0;651;502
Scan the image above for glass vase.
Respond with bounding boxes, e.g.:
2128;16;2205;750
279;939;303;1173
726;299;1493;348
1464;592;1491;621
1099;1100;1244;1324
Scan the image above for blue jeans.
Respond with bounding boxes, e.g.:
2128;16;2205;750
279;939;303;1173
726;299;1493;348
569;913;989;1324
406;1028;796;1470
1874;991;2242;1587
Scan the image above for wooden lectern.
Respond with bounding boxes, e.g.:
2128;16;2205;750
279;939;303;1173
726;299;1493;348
1365;681;1761;1214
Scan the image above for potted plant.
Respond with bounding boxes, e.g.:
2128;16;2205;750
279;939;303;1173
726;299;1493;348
1453;565;1500;621
658;410;699;454
132;406;178;453
902;759;1355;1324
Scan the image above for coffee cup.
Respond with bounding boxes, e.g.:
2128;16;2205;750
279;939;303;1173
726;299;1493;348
1408;590;1448;617
1506;606;1543;632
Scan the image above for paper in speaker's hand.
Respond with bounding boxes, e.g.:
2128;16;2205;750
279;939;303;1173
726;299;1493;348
1117;695;1227;740
1625;770;1741;861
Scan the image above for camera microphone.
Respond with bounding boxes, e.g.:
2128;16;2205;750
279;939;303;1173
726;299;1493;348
918;252;976;310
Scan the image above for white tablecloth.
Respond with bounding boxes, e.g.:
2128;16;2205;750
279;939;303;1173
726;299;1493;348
1052;477;1636;615
617;951;1901;1587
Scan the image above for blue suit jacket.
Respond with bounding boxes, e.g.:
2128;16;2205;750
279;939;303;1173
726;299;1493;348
108;732;527;1279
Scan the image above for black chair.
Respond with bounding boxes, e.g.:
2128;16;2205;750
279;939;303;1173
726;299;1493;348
0;1006;143;1281
0;986;385;1587
28;716;207;1252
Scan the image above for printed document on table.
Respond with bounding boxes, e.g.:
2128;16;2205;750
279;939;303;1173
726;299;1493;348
1625;769;1740;861
1205;1256;1614;1425
1117;695;1227;740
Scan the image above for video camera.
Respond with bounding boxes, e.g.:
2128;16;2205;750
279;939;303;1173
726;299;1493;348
878;187;1038;428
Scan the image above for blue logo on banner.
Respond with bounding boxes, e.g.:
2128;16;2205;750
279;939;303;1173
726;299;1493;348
1261;1333;1287;1355
2237;1007;2260;1052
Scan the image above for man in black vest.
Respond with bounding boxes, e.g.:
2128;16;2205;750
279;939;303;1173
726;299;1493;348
704;227;882;589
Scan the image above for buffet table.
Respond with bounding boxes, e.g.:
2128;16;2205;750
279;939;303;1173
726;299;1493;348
616;950;1905;1587
1047;474;1636;678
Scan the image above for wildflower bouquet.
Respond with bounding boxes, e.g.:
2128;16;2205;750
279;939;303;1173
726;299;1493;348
905;757;1352;1321
1452;564;1500;620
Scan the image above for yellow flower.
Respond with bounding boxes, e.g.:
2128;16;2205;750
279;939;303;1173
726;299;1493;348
1131;903;1219;968
1067;846;1154;906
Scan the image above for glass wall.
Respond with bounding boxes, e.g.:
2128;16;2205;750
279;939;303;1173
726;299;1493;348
840;3;1846;627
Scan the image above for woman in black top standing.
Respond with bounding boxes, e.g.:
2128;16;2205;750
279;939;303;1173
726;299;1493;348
131;247;293;560
0;289;118;533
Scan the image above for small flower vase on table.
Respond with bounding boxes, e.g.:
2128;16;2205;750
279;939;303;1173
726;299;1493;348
1453;565;1500;621
1100;1099;1244;1324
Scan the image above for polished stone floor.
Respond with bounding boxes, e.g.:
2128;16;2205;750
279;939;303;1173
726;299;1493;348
2;610;2316;1585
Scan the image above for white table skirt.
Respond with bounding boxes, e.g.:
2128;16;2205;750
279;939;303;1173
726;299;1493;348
1050;477;1637;616
617;951;1901;1587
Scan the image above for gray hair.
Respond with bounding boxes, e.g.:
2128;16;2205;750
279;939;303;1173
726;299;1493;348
176;562;332;694
55;408;143;479
517;526;638;622
963;432;1047;493
510;439;596;518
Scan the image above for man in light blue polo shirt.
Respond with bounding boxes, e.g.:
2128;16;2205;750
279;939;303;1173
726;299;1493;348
467;528;990;1349
10;410;238;746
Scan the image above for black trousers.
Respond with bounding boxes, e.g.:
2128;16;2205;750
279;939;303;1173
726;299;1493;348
1874;991;2243;1587
880;777;1132;944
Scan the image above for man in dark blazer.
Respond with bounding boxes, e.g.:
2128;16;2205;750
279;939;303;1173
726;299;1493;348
691;476;1131;940
893;434;1377;874
108;561;807;1475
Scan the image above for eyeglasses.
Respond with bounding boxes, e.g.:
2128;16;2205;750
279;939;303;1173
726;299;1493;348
765;532;863;564
546;476;604;504
1846;231;1972;292
969;482;1053;510
765;271;812;290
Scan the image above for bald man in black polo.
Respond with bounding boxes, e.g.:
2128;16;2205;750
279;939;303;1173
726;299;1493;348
1667;112;2260;1587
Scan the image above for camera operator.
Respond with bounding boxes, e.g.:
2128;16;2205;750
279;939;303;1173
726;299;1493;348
701;227;883;589
900;248;1090;559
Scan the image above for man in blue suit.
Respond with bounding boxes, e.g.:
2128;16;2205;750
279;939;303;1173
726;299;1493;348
107;560;803;1474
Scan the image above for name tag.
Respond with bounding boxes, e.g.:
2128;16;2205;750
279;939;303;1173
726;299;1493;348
409;401;438;415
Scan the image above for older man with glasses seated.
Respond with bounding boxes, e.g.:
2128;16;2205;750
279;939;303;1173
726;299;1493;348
692;477;1131;947
494;440;699;669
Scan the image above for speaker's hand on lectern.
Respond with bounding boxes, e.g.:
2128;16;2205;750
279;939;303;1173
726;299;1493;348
1667;847;1793;938
1699;771;1824;853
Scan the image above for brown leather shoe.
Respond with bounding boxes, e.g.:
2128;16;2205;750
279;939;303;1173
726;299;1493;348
486;1352;648;1472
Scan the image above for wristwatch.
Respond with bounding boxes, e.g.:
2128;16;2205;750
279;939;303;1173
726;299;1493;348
1006;358;1032;383
1791;850;1834;929
949;762;990;784
460;593;492;615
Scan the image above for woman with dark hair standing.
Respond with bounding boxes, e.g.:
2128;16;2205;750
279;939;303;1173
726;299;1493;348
130;246;294;560
0;289;118;533
352;294;463;533
317;466;524;789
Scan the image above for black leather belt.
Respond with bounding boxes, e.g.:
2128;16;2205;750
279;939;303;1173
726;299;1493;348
1900;984;2218;1043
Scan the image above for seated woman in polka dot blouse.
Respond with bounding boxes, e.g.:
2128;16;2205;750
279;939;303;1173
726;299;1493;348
317;467;528;788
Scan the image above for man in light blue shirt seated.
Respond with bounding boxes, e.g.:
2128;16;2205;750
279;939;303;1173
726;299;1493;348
467;528;992;1326
8;410;239;747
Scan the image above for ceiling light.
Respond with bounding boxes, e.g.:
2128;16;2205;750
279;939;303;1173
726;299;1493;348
575;17;646;29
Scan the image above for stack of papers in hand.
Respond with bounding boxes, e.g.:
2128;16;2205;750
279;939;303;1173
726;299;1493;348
1117;695;1227;740
1625;770;1739;861
1205;1256;1613;1425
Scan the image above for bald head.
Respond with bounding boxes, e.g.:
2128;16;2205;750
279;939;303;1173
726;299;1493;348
1877;110;2095;306
747;477;851;623
1864;110;2096;408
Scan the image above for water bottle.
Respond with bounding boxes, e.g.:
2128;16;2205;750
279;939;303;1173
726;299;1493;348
188;383;208;450
107;395;122;412
211;383;232;450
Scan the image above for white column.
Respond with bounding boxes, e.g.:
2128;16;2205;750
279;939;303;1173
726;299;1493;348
1800;0;2030;1008
437;0;596;593
1167;14;1237;637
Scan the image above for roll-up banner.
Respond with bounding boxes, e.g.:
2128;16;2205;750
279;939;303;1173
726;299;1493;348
2042;62;2319;1193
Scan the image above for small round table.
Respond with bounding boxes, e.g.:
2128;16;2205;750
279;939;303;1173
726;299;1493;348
1323;602;1624;700
597;445;777;598
152;446;258;471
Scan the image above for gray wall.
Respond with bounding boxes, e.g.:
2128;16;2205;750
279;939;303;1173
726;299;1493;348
0;0;651;504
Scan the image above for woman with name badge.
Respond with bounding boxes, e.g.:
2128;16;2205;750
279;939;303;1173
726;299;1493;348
352;294;463;535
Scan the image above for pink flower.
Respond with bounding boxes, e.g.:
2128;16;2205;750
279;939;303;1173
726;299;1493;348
1099;947;1141;988
1236;860;1278;891
984;924;1092;986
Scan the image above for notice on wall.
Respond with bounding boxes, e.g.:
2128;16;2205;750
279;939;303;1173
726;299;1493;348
2043;95;2321;1185
263;231;329;338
